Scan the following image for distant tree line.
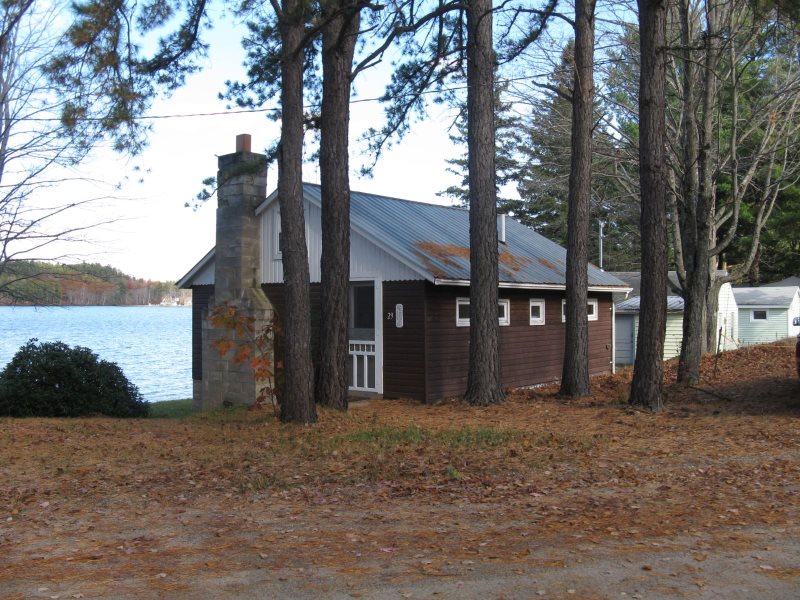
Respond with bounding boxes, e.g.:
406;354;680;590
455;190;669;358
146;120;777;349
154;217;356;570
0;261;187;307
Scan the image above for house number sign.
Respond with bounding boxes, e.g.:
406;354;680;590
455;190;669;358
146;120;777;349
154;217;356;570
393;303;403;328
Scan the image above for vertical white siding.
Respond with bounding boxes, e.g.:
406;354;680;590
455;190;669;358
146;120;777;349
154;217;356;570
261;200;422;284
663;313;684;359
716;283;739;351
260;201;281;283
191;260;215;285
349;232;420;280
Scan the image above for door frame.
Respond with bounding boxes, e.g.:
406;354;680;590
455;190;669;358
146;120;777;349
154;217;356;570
348;276;383;394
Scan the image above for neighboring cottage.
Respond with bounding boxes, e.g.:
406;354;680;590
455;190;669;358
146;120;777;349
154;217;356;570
609;271;738;366
178;136;630;408
763;275;800;288
732;286;800;346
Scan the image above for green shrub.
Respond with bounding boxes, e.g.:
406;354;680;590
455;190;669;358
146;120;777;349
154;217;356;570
0;339;148;418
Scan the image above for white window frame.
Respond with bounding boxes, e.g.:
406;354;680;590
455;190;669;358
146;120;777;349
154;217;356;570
456;298;511;327
456;297;471;327
561;298;599;322
498;299;510;326
529;299;546;326
750;309;768;322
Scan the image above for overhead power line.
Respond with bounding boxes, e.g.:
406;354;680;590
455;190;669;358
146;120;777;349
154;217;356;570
23;73;551;123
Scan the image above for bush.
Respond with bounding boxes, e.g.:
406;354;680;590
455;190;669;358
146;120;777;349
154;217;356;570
0;339;149;418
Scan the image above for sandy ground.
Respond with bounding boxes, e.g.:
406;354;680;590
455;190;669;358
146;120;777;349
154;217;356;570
3;496;799;599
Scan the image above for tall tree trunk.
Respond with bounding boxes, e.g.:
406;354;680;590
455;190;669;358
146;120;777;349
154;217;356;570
706;271;722;351
317;1;360;411
560;0;595;398
630;0;668;412
278;0;317;424
675;0;702;383
677;1;718;384
464;0;503;406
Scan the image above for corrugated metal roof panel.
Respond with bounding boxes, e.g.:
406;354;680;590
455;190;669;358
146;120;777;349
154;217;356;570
732;286;800;307
182;183;631;289
616;295;685;313
763;276;800;287
333;184;626;288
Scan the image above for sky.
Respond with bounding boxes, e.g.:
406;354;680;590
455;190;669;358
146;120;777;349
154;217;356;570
46;14;465;283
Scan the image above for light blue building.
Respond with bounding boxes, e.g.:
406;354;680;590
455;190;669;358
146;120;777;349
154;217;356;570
733;286;800;346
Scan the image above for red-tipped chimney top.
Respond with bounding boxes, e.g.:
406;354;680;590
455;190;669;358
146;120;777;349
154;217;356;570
236;134;251;153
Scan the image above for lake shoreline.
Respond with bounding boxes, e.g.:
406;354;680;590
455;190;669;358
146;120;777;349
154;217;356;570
0;306;192;402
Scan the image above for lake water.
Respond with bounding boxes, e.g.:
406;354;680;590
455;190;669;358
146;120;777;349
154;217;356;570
0;306;192;402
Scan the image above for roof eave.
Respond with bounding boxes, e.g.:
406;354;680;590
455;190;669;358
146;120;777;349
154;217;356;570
434;278;632;293
177;248;215;289
254;187;280;215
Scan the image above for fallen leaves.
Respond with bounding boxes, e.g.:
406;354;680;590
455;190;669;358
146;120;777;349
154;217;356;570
0;342;798;597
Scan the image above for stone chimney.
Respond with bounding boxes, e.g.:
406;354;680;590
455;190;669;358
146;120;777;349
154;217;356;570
198;134;273;410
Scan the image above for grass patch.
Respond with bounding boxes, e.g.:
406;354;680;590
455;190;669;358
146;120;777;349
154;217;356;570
148;399;195;419
334;425;517;449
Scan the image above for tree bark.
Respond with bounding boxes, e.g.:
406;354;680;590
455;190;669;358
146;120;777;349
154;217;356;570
464;0;504;406
706;273;722;351
278;0;317;424
317;0;360;411
630;0;668;412
559;0;595;398
676;0;718;385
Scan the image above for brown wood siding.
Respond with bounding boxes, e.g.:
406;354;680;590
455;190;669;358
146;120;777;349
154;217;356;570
262;283;323;374
424;285;614;402
425;284;470;400
191;285;214;381
382;281;427;400
588;296;614;376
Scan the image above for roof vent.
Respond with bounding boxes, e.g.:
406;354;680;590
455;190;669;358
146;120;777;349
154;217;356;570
499;214;506;244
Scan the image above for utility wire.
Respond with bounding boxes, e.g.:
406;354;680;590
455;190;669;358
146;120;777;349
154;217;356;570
21;73;549;122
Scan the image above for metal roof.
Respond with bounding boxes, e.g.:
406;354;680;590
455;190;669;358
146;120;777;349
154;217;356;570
298;184;627;289
763;276;800;287
608;271;725;297
615;295;685;313
732;286;800;307
180;183;631;289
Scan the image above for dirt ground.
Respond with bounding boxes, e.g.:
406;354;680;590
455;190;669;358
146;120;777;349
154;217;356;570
1;342;799;599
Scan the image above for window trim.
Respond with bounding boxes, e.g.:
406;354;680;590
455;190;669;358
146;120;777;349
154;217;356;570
750;309;768;322
561;298;599;322
456;297;511;327
498;299;510;326
456;297;470;326
529;299;546;326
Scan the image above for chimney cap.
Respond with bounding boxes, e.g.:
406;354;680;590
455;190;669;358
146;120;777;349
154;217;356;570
235;134;252;153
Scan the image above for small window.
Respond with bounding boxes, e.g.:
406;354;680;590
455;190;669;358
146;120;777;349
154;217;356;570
456;298;511;327
456;298;470;326
561;298;599;322
274;212;282;259
529;299;545;325
751;309;768;321
498;299;510;326
588;299;598;320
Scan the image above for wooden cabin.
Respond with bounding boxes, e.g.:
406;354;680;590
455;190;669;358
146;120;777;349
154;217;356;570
178;136;629;407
